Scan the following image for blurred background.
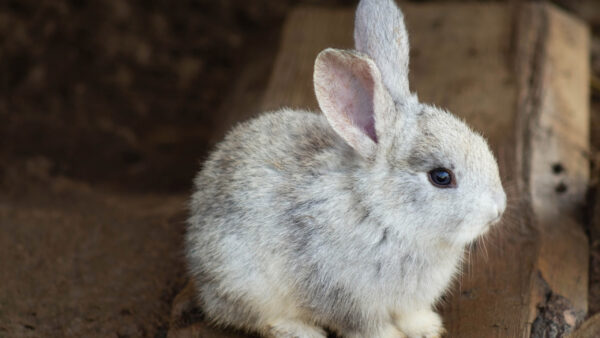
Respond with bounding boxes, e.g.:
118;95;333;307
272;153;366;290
2;0;599;192
2;0;360;193
1;0;600;337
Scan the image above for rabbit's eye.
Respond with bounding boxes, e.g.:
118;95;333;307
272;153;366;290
428;168;456;188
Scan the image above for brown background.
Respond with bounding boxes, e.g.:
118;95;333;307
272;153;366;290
1;0;600;337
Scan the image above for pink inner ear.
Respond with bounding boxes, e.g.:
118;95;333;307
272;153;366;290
364;119;377;143
315;50;382;155
337;59;378;143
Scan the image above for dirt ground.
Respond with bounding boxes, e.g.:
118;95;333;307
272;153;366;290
1;0;600;337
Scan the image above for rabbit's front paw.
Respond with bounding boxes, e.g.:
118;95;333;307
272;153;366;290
395;310;445;338
265;319;327;338
344;322;407;338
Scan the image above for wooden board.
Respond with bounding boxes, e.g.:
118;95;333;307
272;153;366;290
571;313;600;338
519;4;590;336
168;2;590;337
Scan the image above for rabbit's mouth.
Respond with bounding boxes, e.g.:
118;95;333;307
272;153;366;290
489;214;503;225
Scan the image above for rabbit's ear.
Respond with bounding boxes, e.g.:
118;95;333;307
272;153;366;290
355;0;410;99
314;48;393;159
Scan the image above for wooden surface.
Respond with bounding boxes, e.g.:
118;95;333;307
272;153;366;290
169;2;590;337
571;313;600;338
521;4;590;334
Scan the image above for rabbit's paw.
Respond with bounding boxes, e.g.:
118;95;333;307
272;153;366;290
395;310;445;338
374;323;408;338
345;322;407;338
265;319;327;338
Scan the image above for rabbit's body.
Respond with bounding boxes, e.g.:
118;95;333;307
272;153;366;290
187;108;464;336
186;0;506;337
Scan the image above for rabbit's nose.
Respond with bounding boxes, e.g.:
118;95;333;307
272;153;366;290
487;206;502;225
491;207;502;223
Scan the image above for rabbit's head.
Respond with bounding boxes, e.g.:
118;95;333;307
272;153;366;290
314;0;506;246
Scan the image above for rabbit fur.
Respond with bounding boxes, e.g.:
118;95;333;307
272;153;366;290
185;0;507;337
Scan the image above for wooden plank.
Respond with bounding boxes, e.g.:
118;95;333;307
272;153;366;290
522;4;590;336
168;2;589;337
261;8;353;112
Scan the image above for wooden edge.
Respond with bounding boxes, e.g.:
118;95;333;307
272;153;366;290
260;6;353;112
517;2;590;335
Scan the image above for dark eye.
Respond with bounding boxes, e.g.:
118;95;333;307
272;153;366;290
428;168;456;188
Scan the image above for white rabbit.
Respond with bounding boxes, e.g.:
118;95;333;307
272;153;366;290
185;0;506;337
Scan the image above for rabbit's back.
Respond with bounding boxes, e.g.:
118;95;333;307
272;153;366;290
189;109;352;235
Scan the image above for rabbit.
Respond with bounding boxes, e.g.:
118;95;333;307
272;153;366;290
185;0;506;337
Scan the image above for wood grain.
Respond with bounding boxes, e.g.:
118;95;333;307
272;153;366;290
523;3;590;332
168;3;590;337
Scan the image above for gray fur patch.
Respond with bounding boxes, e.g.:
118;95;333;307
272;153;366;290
378;227;389;246
301;266;367;332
